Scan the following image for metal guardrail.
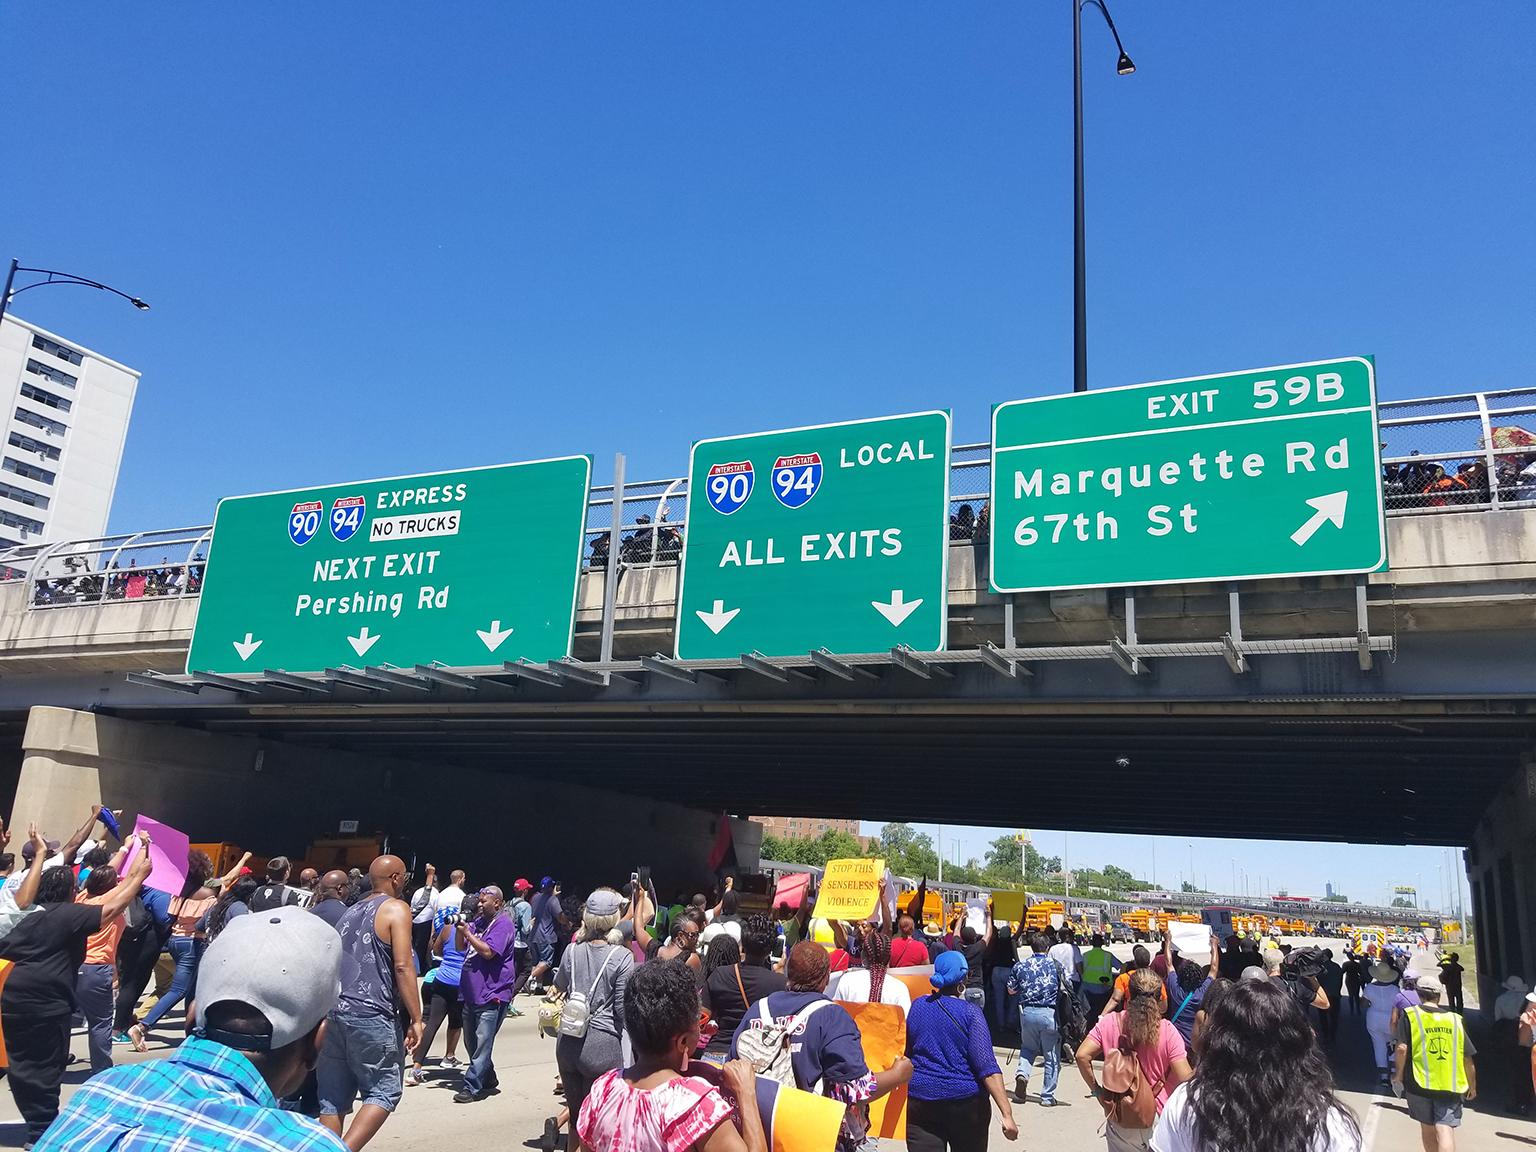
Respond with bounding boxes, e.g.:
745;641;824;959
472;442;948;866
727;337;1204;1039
7;387;1535;607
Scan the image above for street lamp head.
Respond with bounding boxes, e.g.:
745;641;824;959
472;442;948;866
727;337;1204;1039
129;297;151;311
1116;52;1136;76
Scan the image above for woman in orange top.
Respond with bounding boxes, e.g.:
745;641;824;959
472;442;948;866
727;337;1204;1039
128;850;219;1050
1102;946;1168;1013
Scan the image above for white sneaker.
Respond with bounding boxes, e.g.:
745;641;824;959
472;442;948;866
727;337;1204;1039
441;1056;463;1069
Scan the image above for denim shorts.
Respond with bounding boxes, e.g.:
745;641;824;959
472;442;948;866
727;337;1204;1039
531;939;555;966
317;1011;404;1115
1406;1092;1462;1128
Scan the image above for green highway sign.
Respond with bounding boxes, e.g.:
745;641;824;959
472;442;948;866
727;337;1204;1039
989;357;1386;592
676;411;952;659
187;456;592;675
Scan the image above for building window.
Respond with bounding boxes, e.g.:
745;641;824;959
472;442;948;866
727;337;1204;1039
19;384;72;413
0;509;44;536
24;359;77;389
0;482;48;510
30;334;83;366
13;408;66;436
8;433;61;461
2;457;55;485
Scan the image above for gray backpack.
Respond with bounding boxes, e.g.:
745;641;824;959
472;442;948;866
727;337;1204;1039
736;997;832;1087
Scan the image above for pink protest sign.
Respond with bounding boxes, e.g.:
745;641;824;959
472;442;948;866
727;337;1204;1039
119;816;190;895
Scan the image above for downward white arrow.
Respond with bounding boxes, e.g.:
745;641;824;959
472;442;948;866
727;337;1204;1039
476;619;514;653
1290;491;1349;546
232;633;262;662
872;589;923;626
696;600;740;635
347;626;381;657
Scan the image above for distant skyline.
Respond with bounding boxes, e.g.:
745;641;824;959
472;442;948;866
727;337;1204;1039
858;822;1467;914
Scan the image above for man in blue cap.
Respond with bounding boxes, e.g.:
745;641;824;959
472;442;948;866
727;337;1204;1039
525;877;568;993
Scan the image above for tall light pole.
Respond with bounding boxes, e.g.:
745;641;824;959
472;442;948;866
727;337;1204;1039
0;259;150;329
1072;0;1135;392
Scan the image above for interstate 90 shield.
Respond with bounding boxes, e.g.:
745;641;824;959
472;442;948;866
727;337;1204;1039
288;500;323;546
771;452;823;509
704;461;754;515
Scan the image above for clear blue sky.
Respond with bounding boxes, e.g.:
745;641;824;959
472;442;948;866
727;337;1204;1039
7;4;1530;900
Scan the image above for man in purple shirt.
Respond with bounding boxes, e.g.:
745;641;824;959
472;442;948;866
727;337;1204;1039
453;886;517;1103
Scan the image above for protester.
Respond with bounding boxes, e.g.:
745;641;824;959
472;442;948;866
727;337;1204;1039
35;905;348;1152
1493;976;1533;1113
1390;969;1422;1038
510;877;536;1003
556;887;637;1145
834;927;911;1013
297;867;320;903
1163;936;1219;1046
129;849;224;1050
1007;931;1063;1106
1188;977;1231;1057
579;959;766;1152
408;863;440;973
1437;952;1466;1014
0;805;106;919
528;877;568;993
1077;969;1192;1151
728;941;911;1152
1105;946;1168;1014
1081;933;1121;1025
408;891;475;1086
205;876;259;942
1393;974;1476;1150
73;853;130;1072
658;913;706;981
1317;949;1345;1041
251;855;305;912
702;914;785;1062
1361;961;1400;1086
954;915;993;1011
317;855;424;1152
983;913;1019;1033
1342;952;1364;1013
906;950;1019;1152
1;832;152;1145
455;884;518;1103
1150;979;1360;1152
311;870;352;928
1049;927;1084;1001
891;913;931;968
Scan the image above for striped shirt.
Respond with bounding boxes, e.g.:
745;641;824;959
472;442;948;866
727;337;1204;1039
33;1035;346;1152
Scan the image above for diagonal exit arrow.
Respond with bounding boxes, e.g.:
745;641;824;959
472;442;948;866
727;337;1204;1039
695;600;740;635
1290;491;1349;547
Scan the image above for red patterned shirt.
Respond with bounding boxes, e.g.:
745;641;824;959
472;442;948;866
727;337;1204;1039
578;1069;736;1152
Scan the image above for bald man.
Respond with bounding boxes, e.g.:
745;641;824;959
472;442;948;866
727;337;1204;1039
317;855;423;1151
311;870;352;928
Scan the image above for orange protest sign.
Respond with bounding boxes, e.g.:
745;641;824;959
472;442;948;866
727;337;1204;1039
889;965;936;1004
840;1001;908;1140
811;858;885;922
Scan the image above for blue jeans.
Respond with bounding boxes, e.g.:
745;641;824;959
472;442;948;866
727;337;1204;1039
989;968;1015;1032
462;1001;508;1095
141;936;200;1030
318;1011;405;1115
1016;1005;1060;1103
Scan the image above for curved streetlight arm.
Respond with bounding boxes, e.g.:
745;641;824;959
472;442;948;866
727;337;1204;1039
0;258;150;329
1080;0;1130;61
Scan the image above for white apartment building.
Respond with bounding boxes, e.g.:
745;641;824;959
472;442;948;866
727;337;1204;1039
0;315;138;548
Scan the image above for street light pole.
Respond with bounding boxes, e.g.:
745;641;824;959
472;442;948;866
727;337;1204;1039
1072;0;1135;393
0;257;150;330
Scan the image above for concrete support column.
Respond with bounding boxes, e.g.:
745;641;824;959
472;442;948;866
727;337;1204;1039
1467;754;1536;1006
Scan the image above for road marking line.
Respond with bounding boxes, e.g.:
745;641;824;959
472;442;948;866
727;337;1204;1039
1360;1098;1383;1152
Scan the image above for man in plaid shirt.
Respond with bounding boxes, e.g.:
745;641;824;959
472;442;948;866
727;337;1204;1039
33;907;346;1151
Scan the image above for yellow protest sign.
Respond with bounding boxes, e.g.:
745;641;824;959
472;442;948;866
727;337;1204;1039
812;858;885;922
991;890;1027;924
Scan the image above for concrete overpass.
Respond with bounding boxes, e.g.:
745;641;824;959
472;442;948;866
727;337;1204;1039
0;386;1533;995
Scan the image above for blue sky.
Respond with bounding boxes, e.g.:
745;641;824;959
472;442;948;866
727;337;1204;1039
7;4;1530;898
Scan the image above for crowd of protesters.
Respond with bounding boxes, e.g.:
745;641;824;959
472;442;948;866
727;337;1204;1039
0;816;1511;1152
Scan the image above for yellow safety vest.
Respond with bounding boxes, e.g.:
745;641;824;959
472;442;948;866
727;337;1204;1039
1406;1006;1467;1094
1082;947;1115;987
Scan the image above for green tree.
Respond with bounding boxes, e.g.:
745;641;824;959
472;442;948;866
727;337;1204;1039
1390;896;1415;909
760;828;868;869
1322;893;1349;903
877;822;939;879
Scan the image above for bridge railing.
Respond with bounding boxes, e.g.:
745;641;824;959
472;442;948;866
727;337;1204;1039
11;387;1536;607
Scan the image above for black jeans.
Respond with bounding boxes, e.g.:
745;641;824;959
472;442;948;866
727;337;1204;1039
907;1093;992;1152
114;923;169;1031
4;1011;72;1142
412;920;434;976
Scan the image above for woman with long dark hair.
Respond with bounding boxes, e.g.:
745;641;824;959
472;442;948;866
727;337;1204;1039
202;876;257;942
1076;969;1191;1150
129;849;220;1050
1150;979;1360;1152
835;928;911;1013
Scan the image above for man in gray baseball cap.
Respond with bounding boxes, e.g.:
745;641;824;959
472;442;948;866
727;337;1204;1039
34;907;347;1152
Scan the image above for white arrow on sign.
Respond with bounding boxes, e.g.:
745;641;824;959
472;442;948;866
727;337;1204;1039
871;589;923;626
696;600;740;635
347;626;382;658
1290;491;1349;547
232;633;262;662
476;619;514;653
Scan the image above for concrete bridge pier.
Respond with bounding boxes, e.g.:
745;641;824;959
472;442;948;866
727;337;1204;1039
1466;754;1536;1005
11;706;757;892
